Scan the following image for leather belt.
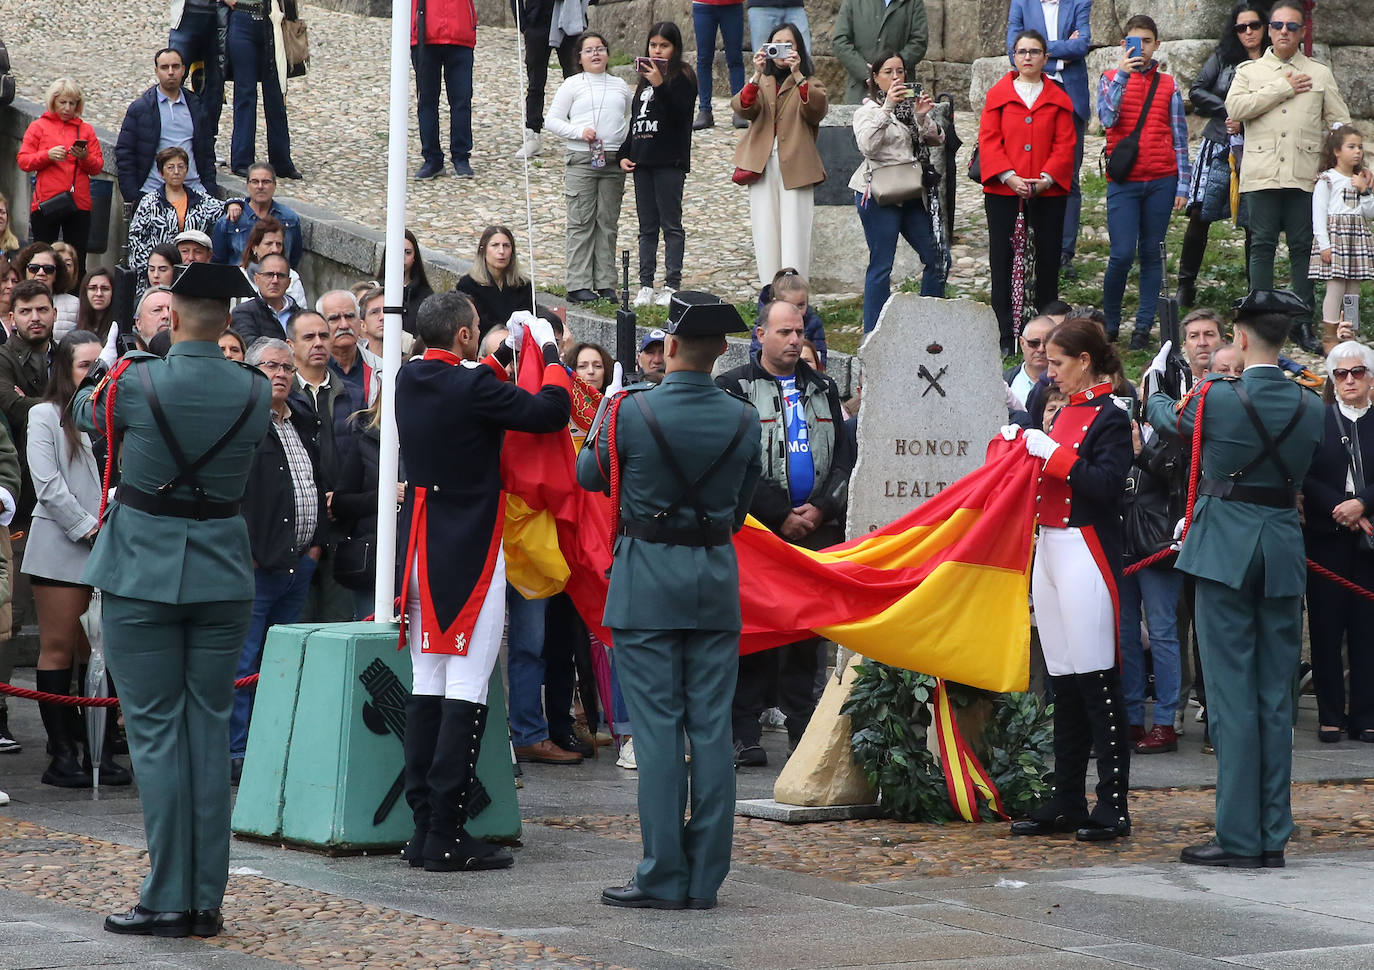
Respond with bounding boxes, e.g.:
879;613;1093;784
617;519;732;547
117;485;241;520
1197;478;1295;509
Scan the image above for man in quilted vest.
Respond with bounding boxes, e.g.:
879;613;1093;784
1097;14;1190;352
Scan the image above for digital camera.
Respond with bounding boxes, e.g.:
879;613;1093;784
762;41;794;59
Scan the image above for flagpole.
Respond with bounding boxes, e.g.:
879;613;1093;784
374;0;411;622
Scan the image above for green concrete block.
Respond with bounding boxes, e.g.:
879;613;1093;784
231;622;521;850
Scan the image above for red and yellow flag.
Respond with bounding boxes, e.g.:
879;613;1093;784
498;334;1039;694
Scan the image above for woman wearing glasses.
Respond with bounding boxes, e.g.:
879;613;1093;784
976;28;1076;357
1302;341;1374;744
14;242;79;338
1175;4;1269;308
76;268;120;366
850;49;945;333
17;79;103;281
127;148;225;300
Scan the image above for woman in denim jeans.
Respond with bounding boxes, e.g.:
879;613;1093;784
690;0;746;130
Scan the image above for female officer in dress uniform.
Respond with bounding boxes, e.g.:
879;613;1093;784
1010;317;1135;843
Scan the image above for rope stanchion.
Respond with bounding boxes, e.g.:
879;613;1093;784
0;673;260;708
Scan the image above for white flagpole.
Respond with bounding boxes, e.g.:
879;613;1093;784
374;0;412;622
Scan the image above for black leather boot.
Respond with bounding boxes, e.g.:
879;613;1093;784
1291;319;1322;355
1075;668;1132;842
422;699;512;872
36;669;91;788
1011;674;1090;835
1175;211;1208;307
401;694;442;867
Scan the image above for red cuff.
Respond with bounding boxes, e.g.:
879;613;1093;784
543;362;572;393
480;354;507;381
1041;445;1078;481
798;81;809;100
739;83;758;109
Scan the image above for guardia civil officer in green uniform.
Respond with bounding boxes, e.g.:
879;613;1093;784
73;262;271;937
1145;289;1323;869
577;291;762;910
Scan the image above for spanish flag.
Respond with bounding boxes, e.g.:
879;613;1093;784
499;333;1039;694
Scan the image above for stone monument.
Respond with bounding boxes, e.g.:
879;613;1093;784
763;294;1006;814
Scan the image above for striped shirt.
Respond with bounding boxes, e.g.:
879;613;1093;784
271;407;318;552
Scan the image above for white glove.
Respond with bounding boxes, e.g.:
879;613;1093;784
999;424;1021;441
605;361;624;397
1145;339;1173;380
1022;429;1059;461
503;313;531;350
0;487;14;528
526;314;558;351
1169;517;1185;552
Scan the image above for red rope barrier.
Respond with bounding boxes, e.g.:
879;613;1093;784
0;673;259;708
1307;558;1374;602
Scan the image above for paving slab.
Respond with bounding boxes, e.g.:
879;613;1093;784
1222;943;1374;969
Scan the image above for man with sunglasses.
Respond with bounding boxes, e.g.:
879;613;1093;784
1004;315;1055;411
1226;3;1349;354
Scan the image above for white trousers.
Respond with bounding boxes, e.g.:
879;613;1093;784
749;147;814;286
407;551;506;704
1031;527;1117;676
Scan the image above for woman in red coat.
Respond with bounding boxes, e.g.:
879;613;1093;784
977;30;1076;356
17;78;104;281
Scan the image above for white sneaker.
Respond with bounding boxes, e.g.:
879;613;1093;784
616;736;637;769
654;287;676;307
0;789;8;806
632;286;655;307
1173;709;1185;735
513;128;543;159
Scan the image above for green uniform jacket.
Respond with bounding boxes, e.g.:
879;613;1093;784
577;371;763;632
1146;366;1323;596
832;0;930;103
73;342;272;603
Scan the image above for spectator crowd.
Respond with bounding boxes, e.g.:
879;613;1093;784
0;0;1369;839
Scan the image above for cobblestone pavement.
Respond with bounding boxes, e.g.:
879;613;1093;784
3;0;1032;304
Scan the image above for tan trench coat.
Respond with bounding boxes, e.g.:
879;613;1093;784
731;74;829;191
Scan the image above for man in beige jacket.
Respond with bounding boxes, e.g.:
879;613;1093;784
1225;3;1349;352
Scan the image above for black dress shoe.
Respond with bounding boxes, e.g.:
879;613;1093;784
596;288;617;301
687;896;716;910
104;905;192;937
1076;819;1131;842
278;167;305;180
551;733;594;758
1318;727;1343;743
191;908;223;937
232;167;250;179
1180;841;1261;868
1009;816;1081;837
601;878;685;910
1359;729;1374;744
567;289;599;304
1261;851;1285;868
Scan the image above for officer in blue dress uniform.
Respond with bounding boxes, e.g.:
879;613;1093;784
577;292;763;910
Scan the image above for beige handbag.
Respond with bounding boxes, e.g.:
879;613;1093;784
282;18;310;77
866;161;925;206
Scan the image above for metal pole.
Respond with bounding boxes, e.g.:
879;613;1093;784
374;0;411;622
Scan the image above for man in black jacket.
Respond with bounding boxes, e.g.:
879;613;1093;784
115;47;219;208
230;254;297;348
0;280;55;525
229;336;324;783
715;299;853;765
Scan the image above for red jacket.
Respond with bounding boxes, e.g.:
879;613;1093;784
977;72;1076;198
17;111;104;212
411;0;477;48
1103;66;1177;183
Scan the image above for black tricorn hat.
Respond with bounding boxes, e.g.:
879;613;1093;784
664;290;747;337
169;261;257;301
1232;288;1309;320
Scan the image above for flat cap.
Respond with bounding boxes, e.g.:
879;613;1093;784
663;291;746;337
1232;288;1309;320
172;229;213;250
169;261;256;301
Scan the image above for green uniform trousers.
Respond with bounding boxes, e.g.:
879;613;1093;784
102;593;252;911
1194;550;1302;858
611;626;739;902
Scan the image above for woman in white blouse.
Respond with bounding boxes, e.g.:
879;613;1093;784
544;32;632;305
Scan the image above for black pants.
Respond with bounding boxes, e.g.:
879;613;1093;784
29;207;91;280
1305;529;1374;734
543;591;595;739
732;638;820;747
985;192;1066;343
1178;205;1252;293
634;167;687;289
520;12;579;133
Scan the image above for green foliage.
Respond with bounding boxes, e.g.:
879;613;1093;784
842;660;1054;823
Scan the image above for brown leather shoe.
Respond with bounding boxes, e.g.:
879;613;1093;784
1135;724;1178;754
513;739;583;765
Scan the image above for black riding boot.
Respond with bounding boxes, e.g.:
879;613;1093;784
401;693;443;866
1176;211;1210;307
422;699;512;872
1013;674;1091;834
36;668;90;788
1077;667;1132;841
